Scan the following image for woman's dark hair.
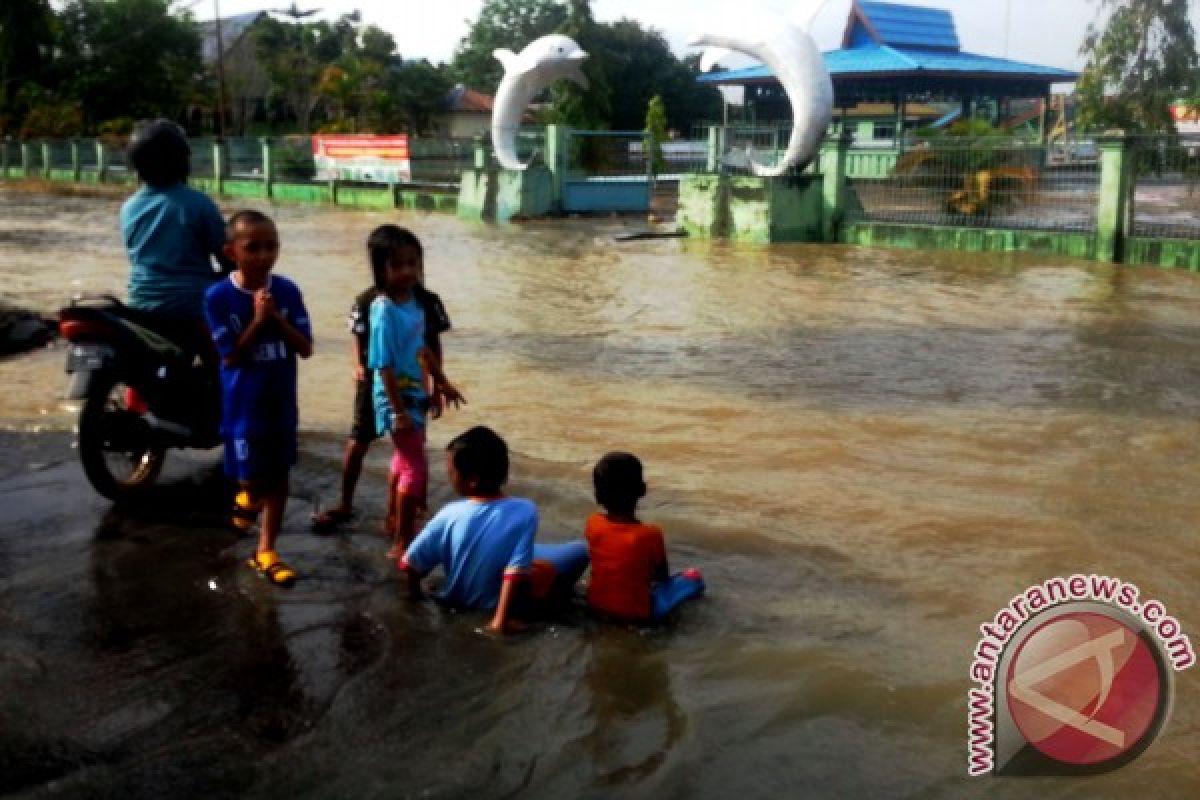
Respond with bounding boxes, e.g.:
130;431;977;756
367;224;423;291
127;119;190;187
447;426;509;495
593;452;645;512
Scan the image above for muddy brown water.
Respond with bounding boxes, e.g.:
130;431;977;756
1;185;1199;797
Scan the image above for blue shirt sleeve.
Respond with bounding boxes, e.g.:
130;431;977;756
505;502;537;574
367;299;391;371
405;509;449;573
204;282;236;358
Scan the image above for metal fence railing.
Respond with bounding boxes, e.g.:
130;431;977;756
846;137;1100;233
1131;134;1200;240
565;130;648;177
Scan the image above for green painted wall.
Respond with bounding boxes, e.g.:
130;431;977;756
841;221;1097;259
1125;238;1200;271
678;174;727;238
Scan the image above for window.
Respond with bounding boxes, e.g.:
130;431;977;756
872;122;896;141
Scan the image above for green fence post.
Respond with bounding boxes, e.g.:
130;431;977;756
70;139;81;181
1096;131;1132;264
213;139;225;195
706;126;723;173
473;134;488;170
20;141;31;176
1;137;9;178
95;140;107;182
819;129;853;242
41;140;51;177
260;137;274;198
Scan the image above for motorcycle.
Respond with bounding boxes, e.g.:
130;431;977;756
59;295;221;500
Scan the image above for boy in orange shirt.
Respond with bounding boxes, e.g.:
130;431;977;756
584;452;705;623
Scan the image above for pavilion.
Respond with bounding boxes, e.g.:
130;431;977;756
699;0;1079;145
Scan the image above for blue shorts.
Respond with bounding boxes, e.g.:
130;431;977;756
223;434;297;483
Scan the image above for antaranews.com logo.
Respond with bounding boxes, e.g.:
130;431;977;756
967;574;1195;776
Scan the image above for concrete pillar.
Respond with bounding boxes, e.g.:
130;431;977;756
819;130;853;242
260;137;274;198
1096;131;1133;263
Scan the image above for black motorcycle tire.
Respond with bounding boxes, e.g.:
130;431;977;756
78;371;166;500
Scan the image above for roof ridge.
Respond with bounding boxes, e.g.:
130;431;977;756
880;44;919;69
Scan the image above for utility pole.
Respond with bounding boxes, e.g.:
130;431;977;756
213;0;228;138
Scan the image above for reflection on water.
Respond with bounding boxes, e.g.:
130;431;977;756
2;186;1200;796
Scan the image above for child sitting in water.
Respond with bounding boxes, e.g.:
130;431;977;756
401;426;588;634
584;452;704;623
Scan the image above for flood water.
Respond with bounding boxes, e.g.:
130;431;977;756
2;184;1199;797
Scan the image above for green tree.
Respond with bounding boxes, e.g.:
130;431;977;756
386;60;453;134
587;20;722;131
1077;0;1199;133
451;0;567;91
548;0;611;129
0;0;57;129
644;94;668;173
57;0;203;129
254;14;347;132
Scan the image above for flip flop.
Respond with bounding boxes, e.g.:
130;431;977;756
231;490;264;534
248;550;297;588
311;507;353;533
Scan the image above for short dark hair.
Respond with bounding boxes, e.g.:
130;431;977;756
593;452;645;512
367;224;423;291
127;119;190;188
447;426;509;495
226;209;274;242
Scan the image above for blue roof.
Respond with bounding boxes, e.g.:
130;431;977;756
700;45;1078;83
699;1;1078;87
853;2;959;50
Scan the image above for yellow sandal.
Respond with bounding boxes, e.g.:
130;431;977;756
248;550;297;588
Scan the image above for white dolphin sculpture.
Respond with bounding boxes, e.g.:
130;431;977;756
491;34;589;170
690;2;834;176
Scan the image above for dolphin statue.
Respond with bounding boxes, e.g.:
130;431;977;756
689;1;834;176
491;34;589;170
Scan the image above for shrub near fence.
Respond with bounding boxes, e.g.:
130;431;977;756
1131;134;1200;240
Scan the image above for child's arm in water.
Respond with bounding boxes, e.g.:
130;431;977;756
487;574;526;634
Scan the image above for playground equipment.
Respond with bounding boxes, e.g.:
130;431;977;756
688;1;833;176
893;146;1039;216
491;35;588;170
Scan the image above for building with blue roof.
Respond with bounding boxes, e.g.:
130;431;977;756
701;0;1078;145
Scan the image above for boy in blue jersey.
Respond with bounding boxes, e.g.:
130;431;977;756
204;210;313;587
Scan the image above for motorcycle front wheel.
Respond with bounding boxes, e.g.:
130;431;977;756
78;373;166;500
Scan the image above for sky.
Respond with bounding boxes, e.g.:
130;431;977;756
200;0;1200;75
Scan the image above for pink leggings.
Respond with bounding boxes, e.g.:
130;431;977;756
390;427;427;498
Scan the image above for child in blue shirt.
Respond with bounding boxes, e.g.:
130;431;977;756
204;210;313;587
121;120;229;361
365;226;463;560
402;426;589;634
